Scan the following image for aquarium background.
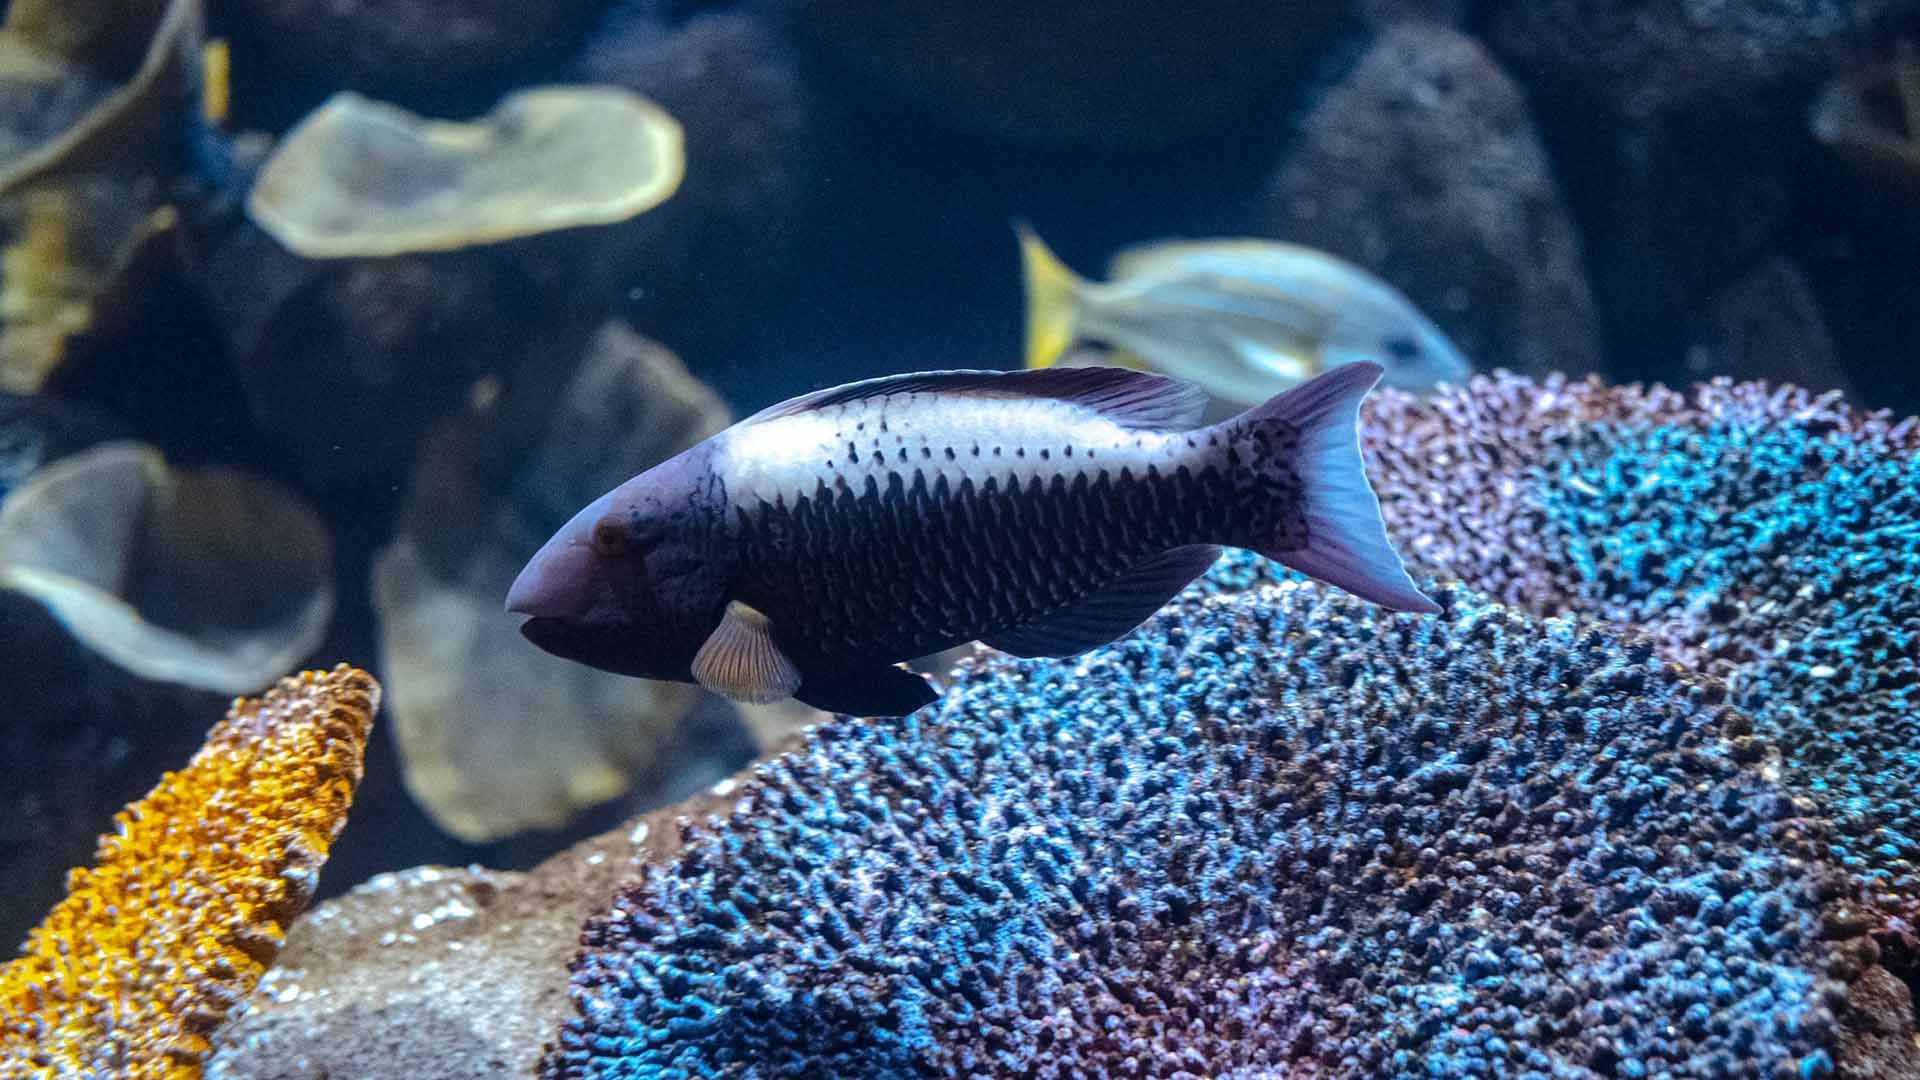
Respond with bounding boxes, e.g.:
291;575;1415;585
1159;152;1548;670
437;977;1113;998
4;0;1920;1076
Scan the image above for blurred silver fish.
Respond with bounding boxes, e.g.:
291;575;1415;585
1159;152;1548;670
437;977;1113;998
507;362;1437;719
1019;223;1471;408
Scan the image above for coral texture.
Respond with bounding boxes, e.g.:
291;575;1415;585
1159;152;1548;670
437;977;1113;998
541;583;1873;1078
0;665;379;1077
1352;374;1920;933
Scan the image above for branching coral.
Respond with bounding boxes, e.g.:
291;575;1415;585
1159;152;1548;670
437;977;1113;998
0;664;379;1078
542;583;1872;1078
1345;373;1920;934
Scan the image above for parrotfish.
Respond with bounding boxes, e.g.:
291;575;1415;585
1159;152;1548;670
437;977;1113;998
507;363;1438;718
1019;223;1471;409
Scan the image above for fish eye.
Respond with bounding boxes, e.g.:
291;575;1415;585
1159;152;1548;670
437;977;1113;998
1383;336;1422;363
590;514;637;557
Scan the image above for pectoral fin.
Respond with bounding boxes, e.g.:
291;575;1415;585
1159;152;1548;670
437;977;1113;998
691;601;803;704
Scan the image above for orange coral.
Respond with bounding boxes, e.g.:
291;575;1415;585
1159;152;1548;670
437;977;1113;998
0;665;380;1078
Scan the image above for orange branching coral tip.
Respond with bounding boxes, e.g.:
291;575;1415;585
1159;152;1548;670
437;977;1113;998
0;665;380;1078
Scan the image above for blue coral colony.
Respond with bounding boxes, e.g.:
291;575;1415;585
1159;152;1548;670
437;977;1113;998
509;362;1438;716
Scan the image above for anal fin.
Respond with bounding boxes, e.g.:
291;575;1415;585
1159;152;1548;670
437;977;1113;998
794;665;939;718
692;601;803;704
984;544;1221;659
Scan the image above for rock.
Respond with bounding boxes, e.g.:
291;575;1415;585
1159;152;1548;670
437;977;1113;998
1685;255;1850;398
202;767;763;1079
214;0;611;128
1809;41;1920;228
1263;23;1600;379
180;220;526;489
1488;0;1904;123
1484;0;1914;384
1357;0;1462;26
0;588;221;950
568;8;845;364
769;0;1352;149
0;389;123;499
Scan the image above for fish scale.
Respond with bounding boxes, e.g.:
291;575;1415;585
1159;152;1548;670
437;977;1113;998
733;459;1222;670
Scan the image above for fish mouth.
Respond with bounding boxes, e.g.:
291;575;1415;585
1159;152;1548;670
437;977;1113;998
517;615;575;653
517;614;659;679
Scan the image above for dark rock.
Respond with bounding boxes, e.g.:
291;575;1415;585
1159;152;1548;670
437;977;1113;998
568;8;845;369
212;0;613;128
1487;0;1906;123
1685;256;1850;398
1358;0;1463;27
1264;23;1600;378
770;0;1354;149
0;390;124;500
1791;46;1920;416
178;219;529;490
1483;0;1916;385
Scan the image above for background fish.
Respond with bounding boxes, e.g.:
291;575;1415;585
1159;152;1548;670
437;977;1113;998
1019;223;1472;409
507;362;1437;718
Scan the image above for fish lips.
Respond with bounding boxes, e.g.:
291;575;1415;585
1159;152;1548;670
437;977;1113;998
517;615;658;679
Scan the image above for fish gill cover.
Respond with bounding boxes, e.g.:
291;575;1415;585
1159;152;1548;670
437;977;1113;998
541;582;1871;1079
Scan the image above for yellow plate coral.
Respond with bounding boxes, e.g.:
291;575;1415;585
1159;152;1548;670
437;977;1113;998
0;665;380;1078
246;85;685;259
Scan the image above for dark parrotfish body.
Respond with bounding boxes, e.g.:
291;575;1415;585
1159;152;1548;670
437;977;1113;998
506;363;1437;717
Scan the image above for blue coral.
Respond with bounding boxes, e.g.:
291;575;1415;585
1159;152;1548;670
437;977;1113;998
1543;420;1920;917
1357;375;1920;930
544;583;1868;1078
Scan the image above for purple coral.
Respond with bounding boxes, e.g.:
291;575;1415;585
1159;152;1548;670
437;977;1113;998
1355;374;1920;935
544;583;1871;1078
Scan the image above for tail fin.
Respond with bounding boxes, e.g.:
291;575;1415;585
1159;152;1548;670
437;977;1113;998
1227;361;1440;613
1015;220;1081;370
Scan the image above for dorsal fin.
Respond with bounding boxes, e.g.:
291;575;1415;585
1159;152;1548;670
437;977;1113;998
743;367;1209;431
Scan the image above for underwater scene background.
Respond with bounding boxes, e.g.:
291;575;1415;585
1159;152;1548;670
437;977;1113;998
4;0;1920;1076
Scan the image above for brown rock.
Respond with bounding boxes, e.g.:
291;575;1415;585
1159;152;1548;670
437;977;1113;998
204;751;787;1079
1835;965;1920;1079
